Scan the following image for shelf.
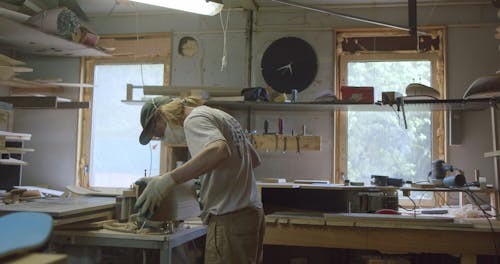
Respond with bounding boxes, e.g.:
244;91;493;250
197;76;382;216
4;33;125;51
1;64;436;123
0;16;110;57
121;100;145;105
484;150;500;158
0;131;31;141
0;96;89;109
400;187;495;193
0;147;34;154
0;157;27;166
206;98;496;112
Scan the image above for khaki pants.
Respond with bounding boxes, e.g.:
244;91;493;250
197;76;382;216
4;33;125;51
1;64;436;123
205;207;265;264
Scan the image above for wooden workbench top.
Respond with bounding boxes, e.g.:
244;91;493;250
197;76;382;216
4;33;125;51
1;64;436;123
265;211;500;232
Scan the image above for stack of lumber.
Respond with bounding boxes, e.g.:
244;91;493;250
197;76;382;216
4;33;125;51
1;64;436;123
0;53;93;97
265;211;474;229
0;197;115;226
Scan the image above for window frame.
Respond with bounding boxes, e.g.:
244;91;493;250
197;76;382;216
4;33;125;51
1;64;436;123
78;33;172;187
334;27;447;207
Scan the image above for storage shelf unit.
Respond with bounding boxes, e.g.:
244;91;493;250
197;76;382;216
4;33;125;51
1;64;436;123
0;131;32;190
208;97;500;214
206;98;494;112
0;16;110;57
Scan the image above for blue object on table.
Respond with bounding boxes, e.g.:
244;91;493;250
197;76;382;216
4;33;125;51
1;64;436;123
0;212;53;259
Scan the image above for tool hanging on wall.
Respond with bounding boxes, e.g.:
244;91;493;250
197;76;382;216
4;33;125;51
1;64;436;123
278;118;284;134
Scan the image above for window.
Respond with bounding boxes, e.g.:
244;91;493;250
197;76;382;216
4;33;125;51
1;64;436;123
79;33;172;188
336;28;446;204
90;64;164;187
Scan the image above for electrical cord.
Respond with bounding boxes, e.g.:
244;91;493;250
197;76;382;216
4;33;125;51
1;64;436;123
439;186;499;261
462;188;499;261
218;0;231;71
407;196;417;217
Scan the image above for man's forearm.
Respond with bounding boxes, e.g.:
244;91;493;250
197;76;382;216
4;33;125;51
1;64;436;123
169;140;230;183
249;141;262;168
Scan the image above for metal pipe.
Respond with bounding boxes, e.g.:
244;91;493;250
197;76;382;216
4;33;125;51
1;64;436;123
489;99;499;216
271;0;428;35
408;0;417;49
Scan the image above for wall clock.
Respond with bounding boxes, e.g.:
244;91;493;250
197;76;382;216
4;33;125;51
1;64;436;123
178;36;198;57
261;37;318;93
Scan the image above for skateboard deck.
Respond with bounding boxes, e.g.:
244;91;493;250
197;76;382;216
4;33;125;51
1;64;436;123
0;212;53;259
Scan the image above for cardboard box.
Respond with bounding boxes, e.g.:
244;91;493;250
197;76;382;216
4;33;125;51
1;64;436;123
340;86;374;103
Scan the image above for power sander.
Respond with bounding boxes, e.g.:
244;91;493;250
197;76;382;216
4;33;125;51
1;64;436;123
428;160;466;187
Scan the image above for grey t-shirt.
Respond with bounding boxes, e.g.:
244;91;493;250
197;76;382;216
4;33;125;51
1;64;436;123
183;106;262;222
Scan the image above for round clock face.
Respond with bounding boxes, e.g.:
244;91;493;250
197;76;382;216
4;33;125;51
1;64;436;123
261;37;318;93
178;36;198;57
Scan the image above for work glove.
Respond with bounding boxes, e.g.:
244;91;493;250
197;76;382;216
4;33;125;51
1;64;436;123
134;173;177;219
134;176;155;188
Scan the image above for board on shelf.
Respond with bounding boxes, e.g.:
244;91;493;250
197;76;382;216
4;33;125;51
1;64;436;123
0;77;92;89
0;16;110;57
0;96;89;109
484;150;500;158
251;134;321;151
0;147;34;154
0;157;27;166
0;131;31;141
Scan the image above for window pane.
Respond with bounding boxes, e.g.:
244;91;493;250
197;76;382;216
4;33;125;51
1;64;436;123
90;64;164;187
346;61;432;185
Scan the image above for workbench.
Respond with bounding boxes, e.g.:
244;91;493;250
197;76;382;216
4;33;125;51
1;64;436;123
263;212;500;264
50;226;207;264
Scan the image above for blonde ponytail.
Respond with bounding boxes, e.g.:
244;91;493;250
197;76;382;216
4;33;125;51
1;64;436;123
158;96;205;126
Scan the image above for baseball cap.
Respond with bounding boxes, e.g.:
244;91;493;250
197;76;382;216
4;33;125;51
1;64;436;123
139;96;173;145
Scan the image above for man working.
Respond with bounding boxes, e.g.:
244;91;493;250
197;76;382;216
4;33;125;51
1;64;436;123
135;96;264;264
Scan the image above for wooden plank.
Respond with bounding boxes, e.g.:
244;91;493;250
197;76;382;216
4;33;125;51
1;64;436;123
5;253;68;264
256;182;300;188
484;150;500;158
52;210;113;226
264;224;498;255
252;134;279;151
0;197;116;217
0;131;31;141
64;185;127;197
0;96;88;109
10;87;64;96
57;101;89;109
143;85;241;97
266;212;326;226
0;157;27;165
0;96;57;108
0;53;25;66
0;78;59;89
148;180;201;221
251;134;321;151
324;213;453;223
46;82;93;88
0;147;35;154
55;219;115;230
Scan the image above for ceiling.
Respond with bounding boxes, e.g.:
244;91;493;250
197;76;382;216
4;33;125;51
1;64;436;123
75;0;487;16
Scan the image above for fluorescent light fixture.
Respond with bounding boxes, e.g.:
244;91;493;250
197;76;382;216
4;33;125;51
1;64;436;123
131;0;224;16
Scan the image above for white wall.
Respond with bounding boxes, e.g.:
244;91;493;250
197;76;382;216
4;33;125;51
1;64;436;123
9;3;500;189
11;56;80;190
